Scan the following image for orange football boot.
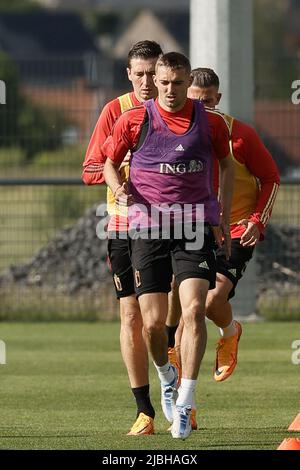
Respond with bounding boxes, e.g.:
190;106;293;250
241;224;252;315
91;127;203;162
168;346;182;387
127;413;154;436
214;321;242;382
190;408;198;430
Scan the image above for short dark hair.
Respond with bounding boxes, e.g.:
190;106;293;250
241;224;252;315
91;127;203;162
190;68;220;88
155;52;191;75
127;40;163;68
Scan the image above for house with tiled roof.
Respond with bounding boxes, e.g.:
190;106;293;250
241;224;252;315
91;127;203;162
0;11;111;138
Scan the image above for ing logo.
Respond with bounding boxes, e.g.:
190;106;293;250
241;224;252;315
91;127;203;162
291;340;300;365
0;340;6;364
0;80;6;104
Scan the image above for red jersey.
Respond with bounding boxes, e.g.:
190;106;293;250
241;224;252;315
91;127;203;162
82;91;140;185
106;98;230;165
214;113;280;238
83;92;141;231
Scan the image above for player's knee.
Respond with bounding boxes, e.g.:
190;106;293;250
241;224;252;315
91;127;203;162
120;305;142;331
143;320;166;339
206;290;228;318
182;300;205;326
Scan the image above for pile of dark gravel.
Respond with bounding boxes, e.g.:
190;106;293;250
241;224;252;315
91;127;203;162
1;211;299;298
0;204;111;295
256;223;300;291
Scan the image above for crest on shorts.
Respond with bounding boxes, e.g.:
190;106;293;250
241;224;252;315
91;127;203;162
114;274;123;291
134;270;142;288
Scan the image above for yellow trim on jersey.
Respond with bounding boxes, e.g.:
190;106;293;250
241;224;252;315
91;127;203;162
118;92;134;114
107;93;134;216
206;108;231;133
222;112;260;225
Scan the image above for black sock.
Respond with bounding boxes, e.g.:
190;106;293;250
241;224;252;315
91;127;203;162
166;324;179;348
132;385;155;419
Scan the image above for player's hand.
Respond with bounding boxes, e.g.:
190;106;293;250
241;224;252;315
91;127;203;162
211;223;231;260
238;219;260;247
114;182;134;207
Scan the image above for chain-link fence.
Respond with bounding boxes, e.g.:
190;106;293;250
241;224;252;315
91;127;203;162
0;179;119;320
0;179;299;320
261;180;300;320
233;179;300;320
0;54;121;319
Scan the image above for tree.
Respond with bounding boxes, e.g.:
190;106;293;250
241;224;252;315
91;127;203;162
254;0;298;99
0;52;69;161
0;0;41;11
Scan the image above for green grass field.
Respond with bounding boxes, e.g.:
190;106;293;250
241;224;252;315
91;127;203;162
0;321;299;450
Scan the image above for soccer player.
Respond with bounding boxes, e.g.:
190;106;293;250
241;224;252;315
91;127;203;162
82;41;163;436
167;67;280;428
103;52;234;439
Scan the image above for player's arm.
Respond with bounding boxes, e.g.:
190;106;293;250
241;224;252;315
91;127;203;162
209;111;234;258
219;155;234;227
103;122;132;206
103;107;145;206
218;155;234;258
82;100;119;185
239;126;280;246
104;159;132;206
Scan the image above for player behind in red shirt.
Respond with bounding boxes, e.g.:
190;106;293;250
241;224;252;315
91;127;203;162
82;41;163;436
167;68;280;428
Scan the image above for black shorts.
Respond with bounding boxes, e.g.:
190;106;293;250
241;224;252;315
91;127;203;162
216;238;255;299
107;235;135;299
130;226;217;298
